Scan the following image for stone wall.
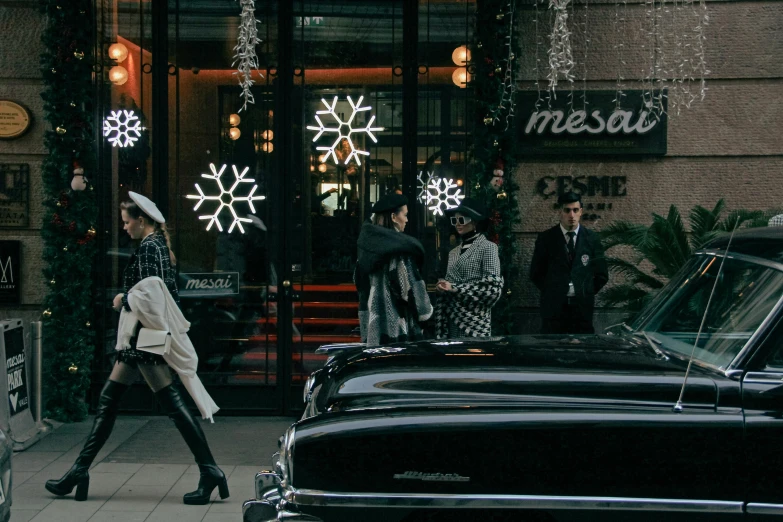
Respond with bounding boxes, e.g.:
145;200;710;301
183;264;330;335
0;2;47;340
512;0;783;329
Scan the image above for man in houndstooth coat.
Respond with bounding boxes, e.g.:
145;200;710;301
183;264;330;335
435;198;503;338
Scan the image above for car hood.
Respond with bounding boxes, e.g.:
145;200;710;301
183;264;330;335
313;334;719;413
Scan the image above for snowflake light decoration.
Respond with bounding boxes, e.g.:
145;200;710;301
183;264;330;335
306;96;383;166
186;163;266;234
103;110;142;148
417;171;438;202
425;178;465;216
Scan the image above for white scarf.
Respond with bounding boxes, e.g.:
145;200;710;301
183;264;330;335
116;277;219;422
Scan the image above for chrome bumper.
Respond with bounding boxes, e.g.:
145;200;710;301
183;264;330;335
242;469;323;522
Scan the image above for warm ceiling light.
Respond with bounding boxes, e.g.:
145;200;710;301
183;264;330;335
317;163;327;173
108;43;129;63
262;130;274;140
108;65;129;85
262;142;274;153
452;67;468;88
451;45;471;67
229;127;241;140
229;113;241;126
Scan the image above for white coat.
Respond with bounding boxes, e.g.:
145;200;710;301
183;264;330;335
116;276;219;422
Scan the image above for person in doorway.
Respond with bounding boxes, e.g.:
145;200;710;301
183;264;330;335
45;192;229;505
434;198;503;338
355;193;433;345
530;191;608;334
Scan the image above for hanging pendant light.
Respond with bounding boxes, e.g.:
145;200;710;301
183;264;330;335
452;67;468;88
451;45;471;66
108;42;129;63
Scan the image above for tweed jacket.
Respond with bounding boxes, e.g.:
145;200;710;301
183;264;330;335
434;234;504;338
122;232;179;311
529;224;609;321
355;224;433;346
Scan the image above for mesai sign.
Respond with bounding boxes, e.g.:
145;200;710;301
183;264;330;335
517;90;667;156
179;272;240;297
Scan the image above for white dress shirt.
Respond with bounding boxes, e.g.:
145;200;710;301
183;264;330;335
560;224;580;297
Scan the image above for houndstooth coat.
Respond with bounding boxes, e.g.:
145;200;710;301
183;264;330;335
355;224;433;346
435;234;503;338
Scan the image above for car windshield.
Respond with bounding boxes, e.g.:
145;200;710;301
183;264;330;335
632;254;783;370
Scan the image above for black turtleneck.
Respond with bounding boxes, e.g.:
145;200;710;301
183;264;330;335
459;230;479;255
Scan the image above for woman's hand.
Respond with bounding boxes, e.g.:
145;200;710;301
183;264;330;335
436;280;455;293
113;293;124;311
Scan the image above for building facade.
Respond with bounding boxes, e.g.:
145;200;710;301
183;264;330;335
0;0;781;415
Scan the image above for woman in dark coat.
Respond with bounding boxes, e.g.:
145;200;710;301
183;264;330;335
355;193;433;345
435;198;503;338
45;192;228;505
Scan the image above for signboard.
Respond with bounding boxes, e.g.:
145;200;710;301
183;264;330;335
179;272;240;297
0;101;31;140
0;242;20;305
0;164;30;228
296;16;325;27
4;325;28;417
517;90;667;156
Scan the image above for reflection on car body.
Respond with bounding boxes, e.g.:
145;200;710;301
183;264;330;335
241;228;783;522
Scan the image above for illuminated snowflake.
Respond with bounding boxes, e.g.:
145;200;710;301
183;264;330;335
186;163;266;233
306;96;384;166
417;171;438;202
103;110;142;148
425;178;465;216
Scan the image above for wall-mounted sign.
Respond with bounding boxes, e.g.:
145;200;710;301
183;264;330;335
179;272;240;297
0;164;30;228
517;90;667;156
536;176;628;223
0;101;31;140
0;242;21;305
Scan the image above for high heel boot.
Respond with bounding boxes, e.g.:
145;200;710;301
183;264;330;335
155;383;229;505
45;380;129;501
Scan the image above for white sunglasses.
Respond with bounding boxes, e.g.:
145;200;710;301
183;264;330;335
450;216;472;226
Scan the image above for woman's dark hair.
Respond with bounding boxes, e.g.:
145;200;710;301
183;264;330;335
372;206;404;230
120;200;177;264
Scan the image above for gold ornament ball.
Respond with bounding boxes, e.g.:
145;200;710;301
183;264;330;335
56;201;62;207
476;42;483;49
474;183;482;190
56;126;66;135
497;190;508;200
73;51;85;60
510;53;516;60
68;365;78;374
483;117;493;125
51;68;57;74
63;246;68;252
87;227;96;236
493;140;499;147
69;102;76;107
495;66;502;73
43;309;52;317
496;13;505;20
50;279;56;285
56;5;62;9
506;289;512;296
86;321;91;327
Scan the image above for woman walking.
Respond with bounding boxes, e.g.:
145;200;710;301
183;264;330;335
435;198;503;338
355;193;433;345
45;192;228;505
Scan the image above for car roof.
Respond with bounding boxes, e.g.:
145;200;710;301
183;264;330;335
703;227;783;263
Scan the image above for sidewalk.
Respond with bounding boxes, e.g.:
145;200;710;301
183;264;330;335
11;415;296;522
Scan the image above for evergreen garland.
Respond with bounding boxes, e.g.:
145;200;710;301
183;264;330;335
38;0;99;421
471;0;521;334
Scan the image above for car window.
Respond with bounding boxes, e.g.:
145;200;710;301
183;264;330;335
640;255;783;370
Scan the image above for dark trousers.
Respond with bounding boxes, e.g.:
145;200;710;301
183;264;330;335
541;299;594;335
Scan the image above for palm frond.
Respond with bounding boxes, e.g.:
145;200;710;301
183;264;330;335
689;199;724;250
718;209;768;233
605;257;666;289
600;285;653;313
600;221;649;251
642;207;691;278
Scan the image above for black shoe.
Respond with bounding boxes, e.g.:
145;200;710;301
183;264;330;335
44;380;129;501
155;384;230;505
183;464;230;505
44;464;90;501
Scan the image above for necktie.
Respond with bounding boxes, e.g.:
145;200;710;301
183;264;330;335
566;231;576;263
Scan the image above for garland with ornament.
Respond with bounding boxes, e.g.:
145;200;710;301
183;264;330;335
470;0;522;334
39;0;99;421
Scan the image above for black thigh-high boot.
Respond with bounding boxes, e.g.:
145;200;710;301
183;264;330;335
45;380;129;501
155;383;229;505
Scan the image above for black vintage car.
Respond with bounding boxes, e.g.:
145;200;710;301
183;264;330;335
243;227;783;522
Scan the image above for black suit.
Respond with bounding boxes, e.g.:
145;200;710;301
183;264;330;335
530;225;609;334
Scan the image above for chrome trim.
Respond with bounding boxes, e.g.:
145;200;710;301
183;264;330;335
315;342;365;354
747;503;783;515
255;470;280;499
695;250;783;273
284;489;743;513
729;291;783;372
743;372;783;385
241;498;277;522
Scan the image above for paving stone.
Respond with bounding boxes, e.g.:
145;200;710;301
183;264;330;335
100;484;169;512
125;464;187;487
12;452;62;473
12;471;37;489
9;508;40;522
30;498;103;522
87;511;151;522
